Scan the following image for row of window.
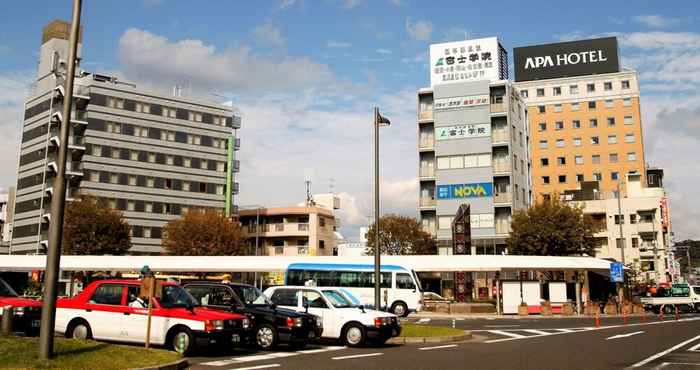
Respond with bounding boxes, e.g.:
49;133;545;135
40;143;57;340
93;94;233;128
438;213;495;230
538;133;636;148
536;98;633;114
540;152;637;167
613;212;655;225
88;144;228;172
542;171;623;185
94;119;229;149
538;116;635;132
521;80;631;98
86;169;226;195
436;153;492;170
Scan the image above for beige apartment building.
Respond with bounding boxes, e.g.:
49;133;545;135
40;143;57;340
514;37;646;201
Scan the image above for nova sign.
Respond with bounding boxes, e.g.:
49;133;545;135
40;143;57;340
514;37;619;82
437;183;493;200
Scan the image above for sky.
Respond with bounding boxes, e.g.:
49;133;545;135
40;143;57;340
0;0;699;242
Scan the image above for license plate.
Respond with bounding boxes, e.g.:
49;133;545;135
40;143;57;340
31;320;41;328
231;334;240;343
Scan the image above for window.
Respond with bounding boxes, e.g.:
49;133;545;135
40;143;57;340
128;175;136;186
188;111;203;122
542;176;550;184
89;171;99;182
135;102;150;114
200;159;208;170
591;136;599;145
540;158;549;167
605;99;614;108
556;139;564;148
607;117;616;126
110;148;119;159
621;80;630;89
127;201;135;211
557;157;566;165
107;97;124;109
588;101;596;109
558;175;567;183
214;116;228;127
539;140;548;149
183;182;191;191
553;86;561;96
614;214;625;225
632;237;639;248
592;154;601;164
625;133;635;143
627;152;637;161
624;116;633;125
608;135;617;144
587;83;595;92
130;150;139;161
184;158;191;168
106;122;121;134
569;85;579;94
397;273;416;290
571;102;580;111
593;172;602;181
572;120;581;129
436;157;449;170
611;172;619;180
520;89;528;98
166;155;174;165
187;135;201;145
216;185;224;195
573;137;582;146
145;203;153;212
538;105;545;113
146;177;154;188
90;284;123;305
576;174;584;182
470;214;494;228
438;216;453;229
604;82;613;91
91;144;101;156
162;107;177;118
109;173;118;184
134;126;148;137
161;130;175;142
270;289;299;306
165;178;173;190
575;155;583;165
554;104;563;112
514;155;518;171
143;227;152;238
609;153;619;163
555;121;564;130
217;161;225;172
199;183;207;193
589;119;598;128
536;88;545;97
630;214;638;225
148;153;156;163
538;122;547;132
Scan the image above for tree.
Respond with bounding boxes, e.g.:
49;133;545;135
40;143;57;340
62;196;131;255
163;208;245;255
365;214;436;255
675;239;700;275
507;197;600;256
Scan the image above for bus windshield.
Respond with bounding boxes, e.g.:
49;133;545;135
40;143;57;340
321;290;353;308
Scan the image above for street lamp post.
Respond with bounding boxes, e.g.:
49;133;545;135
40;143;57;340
373;107;390;311
39;0;82;359
616;181;626;306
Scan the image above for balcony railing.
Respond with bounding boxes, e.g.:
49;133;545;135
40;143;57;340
419;137;435;149
298;223;309;231
418;110;433;121
493;161;511;173
490;103;505;113
495;221;511;234
419;167;435;178
493;192;512;204
492;130;509;143
420;197;436;207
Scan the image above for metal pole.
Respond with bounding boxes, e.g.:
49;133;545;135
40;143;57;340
616;181;626;304
374;107;381;311
254;208;260;288
687;247;693;279
39;0;82;359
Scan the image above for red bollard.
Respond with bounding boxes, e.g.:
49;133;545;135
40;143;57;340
623;311;628;325
595;311;601;328
675;306;680;321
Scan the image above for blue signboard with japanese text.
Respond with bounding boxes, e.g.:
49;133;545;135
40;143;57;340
436;182;493;200
610;262;624;283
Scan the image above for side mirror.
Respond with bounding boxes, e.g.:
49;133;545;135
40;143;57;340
303;302;309;313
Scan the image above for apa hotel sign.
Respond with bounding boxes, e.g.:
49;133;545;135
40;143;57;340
514;37;619;82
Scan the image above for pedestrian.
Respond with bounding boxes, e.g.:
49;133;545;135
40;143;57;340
222;274;232;284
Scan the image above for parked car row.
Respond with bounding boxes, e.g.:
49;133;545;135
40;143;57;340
0;277;42;336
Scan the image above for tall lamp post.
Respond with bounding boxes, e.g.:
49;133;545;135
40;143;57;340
373;107;390;311
39;0;82;359
616;180;626;305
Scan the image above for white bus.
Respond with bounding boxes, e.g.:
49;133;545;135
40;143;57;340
284;263;422;317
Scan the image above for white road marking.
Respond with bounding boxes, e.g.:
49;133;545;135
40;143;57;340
606;331;644;340
488;330;526;339
523;329;551;336
202;346;344;366
653;362;700;369
485;324;521;328
332;353;383;360
419;344;458;351
688;342;700;352
227;365;281;370
630;333;700;368
554;328;574;333
417;318;431;324
297;346;346;354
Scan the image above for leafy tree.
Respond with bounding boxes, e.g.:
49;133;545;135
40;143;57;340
365;214;436;255
163;208;245;256
675;239;700;275
507;197;600;256
62;196;131;255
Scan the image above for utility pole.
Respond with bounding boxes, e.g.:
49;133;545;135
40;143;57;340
373;107;390;311
616;181;626;305
39;0;82;359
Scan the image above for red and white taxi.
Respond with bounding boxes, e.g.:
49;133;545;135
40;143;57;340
56;279;250;354
0;277;42;336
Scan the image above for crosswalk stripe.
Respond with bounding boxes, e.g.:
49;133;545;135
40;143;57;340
523;329;551;336
202;346;347;366
488;330;526;338
554;328;574;333
227;365;281;370
297;346;346;354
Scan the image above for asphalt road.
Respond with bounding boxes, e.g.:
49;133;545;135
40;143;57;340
188;316;700;370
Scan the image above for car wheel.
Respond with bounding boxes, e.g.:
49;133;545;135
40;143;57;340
69;321;92;340
343;323;366;347
662;305;674;315
694;303;700;313
256;324;278;351
171;327;195;356
391;302;409;317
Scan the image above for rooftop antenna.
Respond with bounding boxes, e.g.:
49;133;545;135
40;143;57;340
329;178;335;195
305;180;315;206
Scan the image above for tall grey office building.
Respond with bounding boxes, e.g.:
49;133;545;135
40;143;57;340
10;21;240;255
418;37;530;255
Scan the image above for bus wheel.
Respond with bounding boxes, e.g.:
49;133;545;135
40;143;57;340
391;302;408;317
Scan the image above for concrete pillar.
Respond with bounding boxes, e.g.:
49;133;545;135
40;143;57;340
496;278;501;315
575;278;582;315
1;306;13;336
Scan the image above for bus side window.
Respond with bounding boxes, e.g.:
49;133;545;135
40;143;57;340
397;273;415;290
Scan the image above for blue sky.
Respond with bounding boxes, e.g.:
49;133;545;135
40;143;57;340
0;0;699;240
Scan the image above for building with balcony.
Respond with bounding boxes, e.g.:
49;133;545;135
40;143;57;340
513;37;646;202
0;187;15;254
419;37;530;255
10;20;241;255
562;168;671;283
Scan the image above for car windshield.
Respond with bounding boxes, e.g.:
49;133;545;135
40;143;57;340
159;285;200;308
0;279;18;297
321;290;353;308
233;285;272;306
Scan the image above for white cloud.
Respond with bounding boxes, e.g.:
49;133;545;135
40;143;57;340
442;27;469;42
388;0;404;6
633;15;683;29
118;28;333;94
0;71;33;191
252;21;285;47
326;41;351;48
405;18;432;41
376;48;392;54
278;0;298;9
341;0;363;8
619;31;700;50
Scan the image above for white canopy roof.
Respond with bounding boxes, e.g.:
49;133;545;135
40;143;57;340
0;255;613;273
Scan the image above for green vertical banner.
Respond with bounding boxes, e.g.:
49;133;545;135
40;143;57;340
225;135;234;216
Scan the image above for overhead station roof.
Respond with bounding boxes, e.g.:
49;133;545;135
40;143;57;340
0;255;613;273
